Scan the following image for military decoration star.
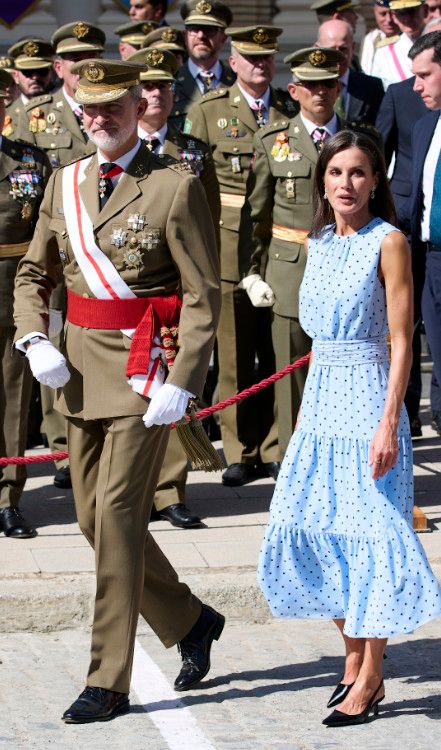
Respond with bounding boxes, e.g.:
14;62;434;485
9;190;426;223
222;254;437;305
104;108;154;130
123;247;143;270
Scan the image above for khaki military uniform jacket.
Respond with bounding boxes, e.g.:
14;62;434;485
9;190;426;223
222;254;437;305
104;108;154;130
3;96;30;142
14;142;221;420
247;113;343;318
21;88;96;168
0;137;51;327
185;83;298;281
169;62;236;131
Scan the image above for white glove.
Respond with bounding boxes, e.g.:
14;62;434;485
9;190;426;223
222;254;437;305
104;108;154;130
48;309;64;339
143;383;194;428
26;339;71;388
239;274;275;307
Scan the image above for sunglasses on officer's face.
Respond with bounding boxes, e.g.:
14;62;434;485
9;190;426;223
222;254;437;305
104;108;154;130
296;79;338;90
20;68;51;78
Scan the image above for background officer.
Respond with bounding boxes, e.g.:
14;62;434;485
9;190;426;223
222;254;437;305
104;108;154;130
0;68;51;539
170;0;235;130
115;20;159;60
4;39;54;141
185;25;298;486
372;0;427;88
310;0;360;32
360;1;400;75
14;58;223;722
129;0;168;24
129;45;220;527
142;26;188;68
242;47;345;457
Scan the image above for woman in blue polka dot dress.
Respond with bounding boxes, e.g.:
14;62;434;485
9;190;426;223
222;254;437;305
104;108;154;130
258;131;441;727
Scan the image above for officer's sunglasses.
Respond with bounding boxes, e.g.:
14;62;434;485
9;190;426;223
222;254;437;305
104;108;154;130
296;79;339;90
186;25;222;36
20;68;51;78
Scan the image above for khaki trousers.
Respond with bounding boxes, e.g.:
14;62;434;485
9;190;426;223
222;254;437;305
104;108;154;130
217;280;279;465
67;415;201;693
271;313;311;459
0;326;32;508
153;429;188;512
41;331;68;470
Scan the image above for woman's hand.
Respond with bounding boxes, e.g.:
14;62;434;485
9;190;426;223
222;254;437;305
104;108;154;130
369;419;399;479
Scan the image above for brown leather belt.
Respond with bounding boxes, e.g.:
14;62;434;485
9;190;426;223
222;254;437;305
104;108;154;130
220;192;245;209
0;240;30;258
272;224;308;244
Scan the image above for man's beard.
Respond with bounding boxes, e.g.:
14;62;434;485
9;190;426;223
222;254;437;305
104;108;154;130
85;121;135;151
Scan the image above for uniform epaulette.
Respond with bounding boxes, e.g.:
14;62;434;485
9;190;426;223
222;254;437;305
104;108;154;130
24;93;53;111
259;119;289;137
165;159;193;176
200;87;228;102
376;34;400;49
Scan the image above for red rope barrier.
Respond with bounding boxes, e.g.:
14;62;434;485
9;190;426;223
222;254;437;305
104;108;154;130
0;352;310;466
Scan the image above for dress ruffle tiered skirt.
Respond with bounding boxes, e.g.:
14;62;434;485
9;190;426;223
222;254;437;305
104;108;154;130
258;338;441;637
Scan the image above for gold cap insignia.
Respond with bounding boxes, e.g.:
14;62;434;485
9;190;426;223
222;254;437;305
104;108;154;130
309;50;327;66
23;41;39;57
253;28;269;44
162;29;177;42
142;24;152;34
146;49;164;66
84;63;105;82
0;56;10;68
73;22;90;39
195;1;212;14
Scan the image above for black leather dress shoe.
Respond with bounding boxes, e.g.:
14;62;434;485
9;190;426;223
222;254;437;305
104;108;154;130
0;507;36;539
154;503;203;529
174;604;225;691
62;686;130;723
222;462;260;487
262;461;281;481
53;465;72;489
431;411;441;436
410;417;422;438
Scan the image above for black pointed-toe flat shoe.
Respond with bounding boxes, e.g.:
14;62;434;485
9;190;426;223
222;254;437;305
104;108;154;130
174;604;225;691
62;687;130;724
327;680;355;709
323;680;384;727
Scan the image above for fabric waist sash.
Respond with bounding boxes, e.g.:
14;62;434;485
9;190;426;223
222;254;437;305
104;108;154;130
312;337;389;365
272;225;308;244
67;289;181;378
0;240;30;258
220;192;245;209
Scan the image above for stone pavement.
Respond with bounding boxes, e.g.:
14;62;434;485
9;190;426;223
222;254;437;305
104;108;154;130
1;400;441;630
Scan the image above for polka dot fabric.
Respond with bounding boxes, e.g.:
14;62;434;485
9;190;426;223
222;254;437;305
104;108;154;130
258;218;441;637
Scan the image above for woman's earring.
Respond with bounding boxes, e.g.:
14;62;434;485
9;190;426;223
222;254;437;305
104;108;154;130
324;188;328;200
371;187;376;199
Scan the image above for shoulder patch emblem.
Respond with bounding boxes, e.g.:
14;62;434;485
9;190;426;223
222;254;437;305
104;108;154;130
183;118;192;134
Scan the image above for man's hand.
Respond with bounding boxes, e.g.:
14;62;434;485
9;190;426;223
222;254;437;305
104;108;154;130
26;339;70;388
239;274;275;307
143;383;194;428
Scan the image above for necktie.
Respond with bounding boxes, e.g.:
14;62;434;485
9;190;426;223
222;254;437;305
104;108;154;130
73;105;88;142
145;137;161;153
98;162;124;210
334;90;346;120
429;148;441;247
251;99;267;127
312;127;329;152
198;72;214;94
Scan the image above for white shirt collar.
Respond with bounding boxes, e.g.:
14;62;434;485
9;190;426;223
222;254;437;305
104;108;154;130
97;138;141;171
300;112;338;137
21;93;29;105
62;86;79;112
236;82;271;111
188;58;222;83
137;122;168;145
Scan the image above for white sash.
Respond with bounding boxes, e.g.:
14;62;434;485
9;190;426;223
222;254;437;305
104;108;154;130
62;157;165;397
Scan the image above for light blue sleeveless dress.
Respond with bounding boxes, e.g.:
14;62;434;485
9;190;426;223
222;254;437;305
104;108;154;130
258;218;441;637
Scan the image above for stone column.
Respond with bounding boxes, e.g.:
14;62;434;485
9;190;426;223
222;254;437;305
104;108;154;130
50;0;103;25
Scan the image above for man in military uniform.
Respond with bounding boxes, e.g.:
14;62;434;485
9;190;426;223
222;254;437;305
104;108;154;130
169;0;236;130
129;0;168;24
142;26;188;67
0;69;51;539
3;39;54;142
360;1;400;75
115;20;159;60
128;46;220;527
372;0;428;88
242;47;345;457
311;0;360;32
14;59;223;722
317;19;384;125
0;56;20;107
185;26;297;485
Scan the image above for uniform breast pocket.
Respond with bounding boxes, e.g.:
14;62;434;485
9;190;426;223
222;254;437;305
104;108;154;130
214;139;253;180
48;218;70;266
272;159;312;204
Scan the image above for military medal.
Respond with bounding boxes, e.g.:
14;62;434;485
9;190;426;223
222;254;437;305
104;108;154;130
123;247;143;269
217;118;227;129
288;150;302;161
231;156;241;174
21;201;32;220
47;112;56;125
285;178;295;199
271;132;289;162
29;107;46;133
110;228;128;247
140;230;160;251
2;115;13;137
127;213;146;231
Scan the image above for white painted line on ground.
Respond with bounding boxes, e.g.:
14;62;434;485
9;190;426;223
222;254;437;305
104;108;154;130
131;639;217;750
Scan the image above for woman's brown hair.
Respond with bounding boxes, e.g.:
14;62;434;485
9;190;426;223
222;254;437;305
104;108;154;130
309;130;396;238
